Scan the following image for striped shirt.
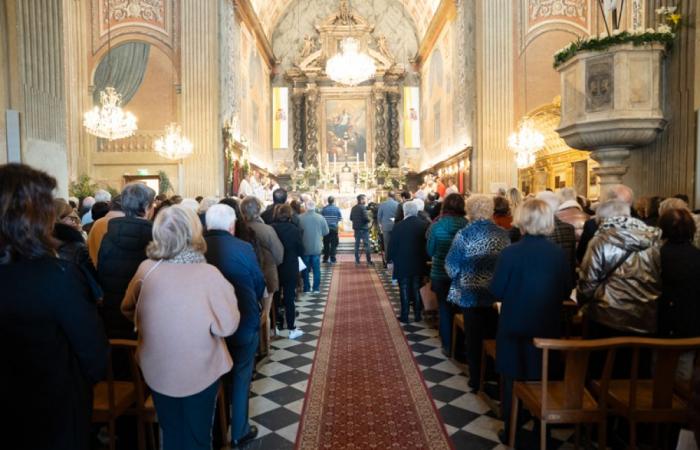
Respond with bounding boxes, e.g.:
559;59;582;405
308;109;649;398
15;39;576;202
321;205;343;229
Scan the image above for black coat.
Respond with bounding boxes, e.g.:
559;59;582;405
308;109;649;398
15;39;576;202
490;235;573;379
387;216;430;278
54;223;103;302
350;204;370;231
577;217;598;263
204;230;266;342
0;257;109;450
97;216;153;338
658;241;700;337
271;219;304;285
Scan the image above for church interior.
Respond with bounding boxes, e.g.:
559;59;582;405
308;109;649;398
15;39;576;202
2;0;700;449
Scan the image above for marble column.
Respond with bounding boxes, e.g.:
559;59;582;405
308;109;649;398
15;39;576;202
305;86;319;168
373;87;388;167
387;90;401;168
292;92;306;169
181;0;222;196
474;0;515;192
15;0;70;197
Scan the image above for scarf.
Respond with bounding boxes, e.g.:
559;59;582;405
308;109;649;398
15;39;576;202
167;246;206;264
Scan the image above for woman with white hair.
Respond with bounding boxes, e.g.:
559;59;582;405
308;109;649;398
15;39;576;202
121;205;239;450
444;195;510;390
489;199;573;445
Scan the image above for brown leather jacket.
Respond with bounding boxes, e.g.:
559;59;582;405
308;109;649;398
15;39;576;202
557;201;589;241
578;216;662;334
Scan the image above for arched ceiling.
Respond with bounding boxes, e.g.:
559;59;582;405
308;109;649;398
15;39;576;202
250;0;441;41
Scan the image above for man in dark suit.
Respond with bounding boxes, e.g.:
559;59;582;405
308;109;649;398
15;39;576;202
204;204;266;448
388;200;430;322
350;194;372;266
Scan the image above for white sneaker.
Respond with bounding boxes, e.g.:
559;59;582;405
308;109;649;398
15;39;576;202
288;328;304;340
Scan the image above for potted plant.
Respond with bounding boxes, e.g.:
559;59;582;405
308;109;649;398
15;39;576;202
554;4;681;187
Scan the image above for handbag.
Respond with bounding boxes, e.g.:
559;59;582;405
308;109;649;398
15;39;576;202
420;281;438;311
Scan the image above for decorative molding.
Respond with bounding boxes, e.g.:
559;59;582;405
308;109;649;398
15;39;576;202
415;0;457;67
520;0;590;52
234;0;277;69
91;0;177;55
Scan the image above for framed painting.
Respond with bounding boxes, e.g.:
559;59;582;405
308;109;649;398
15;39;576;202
321;94;372;166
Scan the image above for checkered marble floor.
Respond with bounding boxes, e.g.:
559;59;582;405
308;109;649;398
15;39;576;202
241;267;332;450
240;259;576;450
375;266;578;450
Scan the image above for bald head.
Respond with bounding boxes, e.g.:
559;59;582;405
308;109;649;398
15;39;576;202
603;184;634;205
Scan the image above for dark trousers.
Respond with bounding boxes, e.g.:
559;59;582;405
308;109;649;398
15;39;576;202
432;278;455;353
279;280;297;330
354;229;372;263
398;276;423;321
228;332;259;441
585;319;653;378
322;228;339;262
463;306;499;389
151;380;219;450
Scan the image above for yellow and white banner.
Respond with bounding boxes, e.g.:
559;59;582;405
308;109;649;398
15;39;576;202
273;87;289;149
403;86;420;148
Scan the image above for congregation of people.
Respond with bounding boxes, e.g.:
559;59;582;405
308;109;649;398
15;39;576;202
0;164;340;450
2;160;700;450
378;179;700;448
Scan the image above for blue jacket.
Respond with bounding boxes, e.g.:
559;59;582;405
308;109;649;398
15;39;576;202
321;204;343;230
490;235;573;379
445;219;510;308
204;230;266;341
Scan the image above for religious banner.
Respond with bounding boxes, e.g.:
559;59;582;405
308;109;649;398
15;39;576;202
403;86;420;148
273;87;289;149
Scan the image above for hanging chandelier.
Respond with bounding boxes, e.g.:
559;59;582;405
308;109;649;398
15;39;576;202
508;118;545;169
83;87;138;140
154;123;193;160
325;37;376;86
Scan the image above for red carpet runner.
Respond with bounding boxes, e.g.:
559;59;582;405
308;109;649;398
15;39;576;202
295;262;453;449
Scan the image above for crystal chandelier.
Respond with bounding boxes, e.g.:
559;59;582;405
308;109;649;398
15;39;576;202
508;118;545;169
83;87;138;140
154;123;193;160
325;37;376;86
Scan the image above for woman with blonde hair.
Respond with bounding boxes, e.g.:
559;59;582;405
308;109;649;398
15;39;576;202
122;205;239;450
490;199;573;444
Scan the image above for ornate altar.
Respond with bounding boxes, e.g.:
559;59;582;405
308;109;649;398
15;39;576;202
286;0;406;183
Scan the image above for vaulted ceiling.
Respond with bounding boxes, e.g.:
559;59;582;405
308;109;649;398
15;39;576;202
250;0;441;41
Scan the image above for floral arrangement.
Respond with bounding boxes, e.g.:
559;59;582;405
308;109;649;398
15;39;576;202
553;4;682;68
358;169;373;185
374;163;390;180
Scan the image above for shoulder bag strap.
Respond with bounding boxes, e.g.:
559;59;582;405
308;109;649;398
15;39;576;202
133;259;164;333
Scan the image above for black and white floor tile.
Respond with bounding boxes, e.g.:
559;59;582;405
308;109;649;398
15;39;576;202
242;258;576;450
241;267;332;450
375;267;577;450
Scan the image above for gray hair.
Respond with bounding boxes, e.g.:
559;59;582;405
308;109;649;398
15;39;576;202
205;204;237;232
305;200;316;211
147;205;207;259
241;196;263;221
94;189;112;203
659;197;689;216
413;198;425;211
121;182;155;218
465;194;494;221
403;200;419;218
514;199;555;236
198;196;219;215
558;187;577;203
536;191;561;213
596;200;631;220
602;184;634;204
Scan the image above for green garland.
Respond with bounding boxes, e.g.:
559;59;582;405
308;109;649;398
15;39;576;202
553;31;675;68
